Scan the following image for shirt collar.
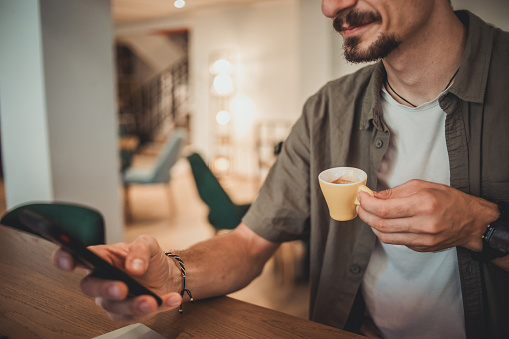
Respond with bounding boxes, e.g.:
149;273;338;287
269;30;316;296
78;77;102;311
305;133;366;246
449;10;493;104
360;10;494;131
360;62;386;131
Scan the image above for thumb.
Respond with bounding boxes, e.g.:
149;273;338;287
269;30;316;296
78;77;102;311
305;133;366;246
125;235;160;276
375;179;427;199
374;188;394;200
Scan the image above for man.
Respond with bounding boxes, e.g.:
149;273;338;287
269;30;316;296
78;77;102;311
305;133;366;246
54;0;509;337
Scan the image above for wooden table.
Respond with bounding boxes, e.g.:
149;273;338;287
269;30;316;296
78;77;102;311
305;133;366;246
0;225;364;338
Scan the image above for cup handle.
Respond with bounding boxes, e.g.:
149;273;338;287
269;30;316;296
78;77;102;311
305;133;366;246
354;185;374;205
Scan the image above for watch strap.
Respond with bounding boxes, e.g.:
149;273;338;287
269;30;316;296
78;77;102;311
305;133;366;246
473;201;509;262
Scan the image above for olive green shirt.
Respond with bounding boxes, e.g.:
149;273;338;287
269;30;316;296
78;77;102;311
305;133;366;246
243;10;509;339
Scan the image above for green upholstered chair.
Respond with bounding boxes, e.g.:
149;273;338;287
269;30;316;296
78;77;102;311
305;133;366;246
0;202;105;246
187;152;250;232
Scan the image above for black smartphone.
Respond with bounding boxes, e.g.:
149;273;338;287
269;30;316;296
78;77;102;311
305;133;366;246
19;209;163;306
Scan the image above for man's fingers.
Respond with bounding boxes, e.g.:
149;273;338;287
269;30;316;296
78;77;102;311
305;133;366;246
374;179;436;200
371;228;447;252
52;248;76;271
359;198;443;236
51;248;94;271
162;293;184;309
358;191;415;220
80;275;129;300
358;206;415;233
371;228;431;247
96;292;183;322
97;295;157;317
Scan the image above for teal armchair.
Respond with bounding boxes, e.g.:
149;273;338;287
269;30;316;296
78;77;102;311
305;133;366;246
187;152;250;232
1;202;105;246
123;129;186;220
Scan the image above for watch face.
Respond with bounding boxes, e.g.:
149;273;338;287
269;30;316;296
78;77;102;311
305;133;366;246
491;224;509;254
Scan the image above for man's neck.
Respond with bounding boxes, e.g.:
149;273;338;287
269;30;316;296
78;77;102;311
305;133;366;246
382;8;467;107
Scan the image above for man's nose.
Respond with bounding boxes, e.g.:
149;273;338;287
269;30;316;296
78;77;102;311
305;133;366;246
321;0;357;18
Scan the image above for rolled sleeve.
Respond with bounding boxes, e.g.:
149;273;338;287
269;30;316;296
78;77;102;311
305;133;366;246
243;113;311;243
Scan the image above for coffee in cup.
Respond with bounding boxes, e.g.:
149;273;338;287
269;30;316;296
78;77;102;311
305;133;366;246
318;167;374;221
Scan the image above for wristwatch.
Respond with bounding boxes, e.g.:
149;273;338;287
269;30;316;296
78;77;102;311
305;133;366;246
475;201;509;261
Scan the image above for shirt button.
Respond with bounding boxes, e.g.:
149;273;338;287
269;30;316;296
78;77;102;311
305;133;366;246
375;140;383;148
350;264;361;274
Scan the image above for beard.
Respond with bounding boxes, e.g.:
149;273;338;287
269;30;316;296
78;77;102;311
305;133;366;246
343;34;401;63
333;10;401;63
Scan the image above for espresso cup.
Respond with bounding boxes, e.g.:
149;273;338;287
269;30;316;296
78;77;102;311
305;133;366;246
318;167;374;221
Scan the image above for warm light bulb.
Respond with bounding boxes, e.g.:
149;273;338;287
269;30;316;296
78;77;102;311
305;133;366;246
213;74;233;95
174;0;185;9
212;59;231;74
216;110;231;125
214;157;230;172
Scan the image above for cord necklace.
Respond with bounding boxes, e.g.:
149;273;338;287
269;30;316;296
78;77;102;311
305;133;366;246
386;68;460;108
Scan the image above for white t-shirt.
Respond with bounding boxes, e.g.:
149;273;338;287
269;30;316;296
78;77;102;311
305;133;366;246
360;88;466;339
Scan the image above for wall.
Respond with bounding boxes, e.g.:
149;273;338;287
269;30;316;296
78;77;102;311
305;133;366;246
0;1;54;202
0;0;123;243
190;0;301;175
297;0;333;109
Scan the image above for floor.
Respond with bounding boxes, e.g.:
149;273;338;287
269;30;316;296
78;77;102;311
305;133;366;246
123;154;310;319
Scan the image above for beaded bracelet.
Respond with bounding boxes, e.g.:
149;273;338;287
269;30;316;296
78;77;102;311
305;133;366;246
165;252;194;313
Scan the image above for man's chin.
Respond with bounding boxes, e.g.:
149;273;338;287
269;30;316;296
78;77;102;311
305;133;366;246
343;45;381;63
344;49;382;63
343;34;401;63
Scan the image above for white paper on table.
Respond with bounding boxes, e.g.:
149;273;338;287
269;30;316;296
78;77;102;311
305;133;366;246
93;323;165;339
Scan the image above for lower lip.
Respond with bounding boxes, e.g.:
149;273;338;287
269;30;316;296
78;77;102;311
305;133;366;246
342;24;370;37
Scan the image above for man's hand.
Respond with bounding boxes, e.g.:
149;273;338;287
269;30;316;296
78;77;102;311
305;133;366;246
357;179;500;253
52;235;183;322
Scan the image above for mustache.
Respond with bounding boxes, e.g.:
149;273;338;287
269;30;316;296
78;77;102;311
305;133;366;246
333;10;382;33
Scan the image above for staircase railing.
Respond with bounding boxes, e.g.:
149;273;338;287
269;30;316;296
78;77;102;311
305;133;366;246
119;57;189;145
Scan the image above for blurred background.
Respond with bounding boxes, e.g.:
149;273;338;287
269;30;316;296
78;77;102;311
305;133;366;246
0;0;508;320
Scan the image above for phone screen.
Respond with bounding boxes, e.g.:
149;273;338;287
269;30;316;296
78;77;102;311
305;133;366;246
19;209;163;306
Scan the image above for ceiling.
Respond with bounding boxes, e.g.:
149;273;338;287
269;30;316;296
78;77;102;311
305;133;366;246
112;0;270;24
